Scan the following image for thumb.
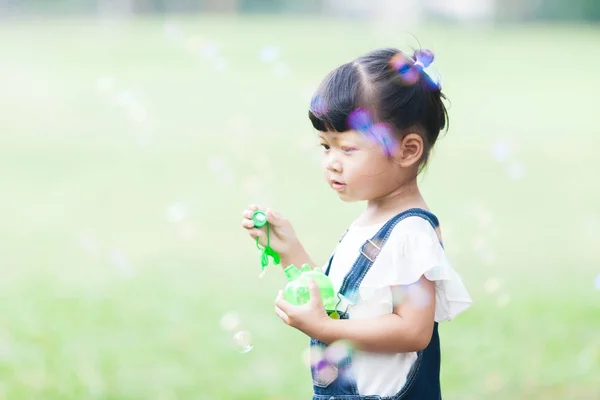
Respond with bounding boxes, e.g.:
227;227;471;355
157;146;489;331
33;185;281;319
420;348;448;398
266;209;285;227
307;279;322;304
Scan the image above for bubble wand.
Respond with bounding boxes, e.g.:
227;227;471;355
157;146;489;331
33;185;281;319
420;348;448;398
252;211;280;277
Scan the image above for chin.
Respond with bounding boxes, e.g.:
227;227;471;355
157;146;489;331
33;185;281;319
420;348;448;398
336;192;361;203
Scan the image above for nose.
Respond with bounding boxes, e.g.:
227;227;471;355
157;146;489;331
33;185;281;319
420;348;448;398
324;153;342;173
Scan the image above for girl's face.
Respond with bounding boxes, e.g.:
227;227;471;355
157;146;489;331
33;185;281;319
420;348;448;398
318;130;409;202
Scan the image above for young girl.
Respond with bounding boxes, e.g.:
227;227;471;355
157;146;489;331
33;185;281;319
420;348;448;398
241;47;472;399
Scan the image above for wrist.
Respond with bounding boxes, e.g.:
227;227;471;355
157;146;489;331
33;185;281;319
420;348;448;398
280;240;307;267
312;314;336;344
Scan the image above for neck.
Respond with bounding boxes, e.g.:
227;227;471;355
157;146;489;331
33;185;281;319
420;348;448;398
361;179;428;225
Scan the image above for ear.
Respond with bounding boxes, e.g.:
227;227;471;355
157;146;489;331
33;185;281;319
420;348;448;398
395;133;423;168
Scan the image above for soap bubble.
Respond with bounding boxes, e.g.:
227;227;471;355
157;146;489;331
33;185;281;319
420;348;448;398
108;250;134;278
484;277;501;294
96;76;116;94
313;359;338;388
507;161;526;181
594;274;600;290
220;312;242;332
491;140;511;162
165;202;187;223
496;293;511;308
259;45;280;63
324;341;353;365
406;281;431;308
233;330;253;353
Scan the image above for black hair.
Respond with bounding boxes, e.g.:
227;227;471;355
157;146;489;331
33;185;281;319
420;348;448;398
308;47;449;167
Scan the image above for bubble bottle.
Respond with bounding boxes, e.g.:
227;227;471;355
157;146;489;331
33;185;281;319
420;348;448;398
283;263;340;319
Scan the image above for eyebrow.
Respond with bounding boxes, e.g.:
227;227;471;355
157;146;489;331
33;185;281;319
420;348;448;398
318;133;340;143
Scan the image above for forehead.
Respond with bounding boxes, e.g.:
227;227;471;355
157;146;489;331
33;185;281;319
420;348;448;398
318;130;362;142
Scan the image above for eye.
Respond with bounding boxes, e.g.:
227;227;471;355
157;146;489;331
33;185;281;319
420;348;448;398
341;146;357;154
320;143;330;151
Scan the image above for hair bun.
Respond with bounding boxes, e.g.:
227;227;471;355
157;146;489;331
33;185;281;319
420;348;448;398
414;49;435;68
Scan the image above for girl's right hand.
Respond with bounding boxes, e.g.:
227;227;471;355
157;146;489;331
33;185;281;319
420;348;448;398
241;205;301;259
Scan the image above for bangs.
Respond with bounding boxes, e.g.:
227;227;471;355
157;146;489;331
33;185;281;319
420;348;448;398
308;62;368;132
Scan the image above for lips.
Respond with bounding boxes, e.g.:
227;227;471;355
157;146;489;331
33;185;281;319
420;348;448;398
330;179;346;191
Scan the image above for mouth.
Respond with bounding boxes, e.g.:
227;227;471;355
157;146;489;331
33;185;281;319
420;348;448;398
330;180;346;191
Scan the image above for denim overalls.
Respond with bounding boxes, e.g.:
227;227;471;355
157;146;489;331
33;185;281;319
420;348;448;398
310;208;442;400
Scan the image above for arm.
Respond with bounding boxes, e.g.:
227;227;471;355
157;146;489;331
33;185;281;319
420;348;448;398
317;277;436;353
280;241;316;270
276;275;436;354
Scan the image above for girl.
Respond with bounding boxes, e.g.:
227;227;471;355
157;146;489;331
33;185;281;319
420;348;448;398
241;47;472;399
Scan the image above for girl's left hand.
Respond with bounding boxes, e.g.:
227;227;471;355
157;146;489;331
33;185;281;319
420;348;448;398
274;279;331;339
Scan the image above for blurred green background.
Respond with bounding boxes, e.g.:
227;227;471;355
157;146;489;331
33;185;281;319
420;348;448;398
0;1;599;399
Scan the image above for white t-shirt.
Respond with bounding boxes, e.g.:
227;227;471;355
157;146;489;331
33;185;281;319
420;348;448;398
325;216;472;397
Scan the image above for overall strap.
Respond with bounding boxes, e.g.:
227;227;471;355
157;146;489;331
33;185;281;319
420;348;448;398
333;208;439;304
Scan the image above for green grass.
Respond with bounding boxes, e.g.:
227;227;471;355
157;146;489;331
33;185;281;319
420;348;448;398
0;14;599;399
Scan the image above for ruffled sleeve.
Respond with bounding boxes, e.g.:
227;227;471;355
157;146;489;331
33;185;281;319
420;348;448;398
385;229;472;322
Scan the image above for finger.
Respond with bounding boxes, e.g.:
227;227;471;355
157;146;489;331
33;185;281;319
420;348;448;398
274;306;290;324
248;228;265;240
247;204;259;212
307;279;323;305
241;218;255;229
274;291;293;313
242;209;254;218
265;208;285;227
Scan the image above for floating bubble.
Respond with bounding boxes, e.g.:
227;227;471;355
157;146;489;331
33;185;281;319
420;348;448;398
348;108;372;133
116;90;137;108
594;274;600;290
108;250;134;278
491;140;511;162
313;359;338;387
273;62;290;77
96;76;116;95
233;330;253;353
178;222;197;240
308;346;325;367
78;233;101;256
484;277;501;294
406;281;431;308
389;53;419;85
165;202;187;223
507;161;526;181
496;293;511;308
368;123;395;156
164;22;185;44
213;58;228;71
220;312;242;332
208;156;234;184
201;42;218;60
129;104;147;123
310;96;328;116
259;45;280;63
324;340;353;365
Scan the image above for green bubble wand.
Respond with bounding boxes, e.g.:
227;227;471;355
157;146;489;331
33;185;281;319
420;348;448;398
252;211;280;277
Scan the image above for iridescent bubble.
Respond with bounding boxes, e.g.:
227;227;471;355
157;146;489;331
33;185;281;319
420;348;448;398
108;250;134;278
324;340;353;365
96;76;116;95
407;282;431;308
310;96;328;116
347;108;372;133
78;232;101;256
309;346;325;367
201;42;218;60
496;293;511;308
491;140;511;162
368;123;395;156
209;156;234;184
594;274;600;290
507;161;526;181
389;53;419;85
213;58;228;71
233;330;253;353
313;359;338;387
165;202;187;223
273;62;290;77
164;22;185;45
220;312;242;332
259;45;280;63
484;277;501;294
